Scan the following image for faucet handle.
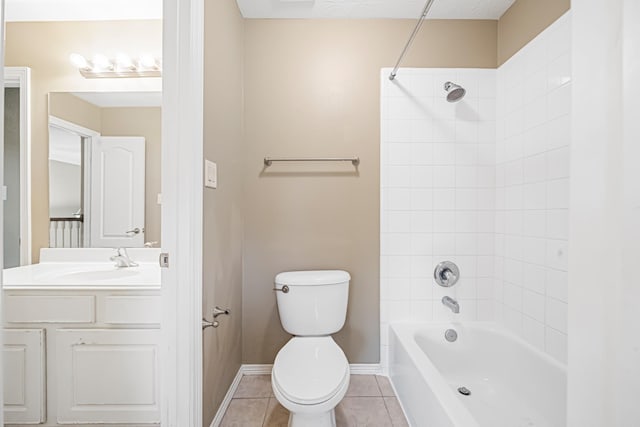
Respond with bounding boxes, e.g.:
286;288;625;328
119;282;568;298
434;261;460;287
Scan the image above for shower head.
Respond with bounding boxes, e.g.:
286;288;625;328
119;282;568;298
444;81;466;103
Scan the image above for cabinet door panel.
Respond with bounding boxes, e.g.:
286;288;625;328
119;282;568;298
56;329;160;424
3;329;46;424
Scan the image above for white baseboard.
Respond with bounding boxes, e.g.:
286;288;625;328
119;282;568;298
209;367;243;427
210;363;385;426
242;364;273;375
349;363;383;375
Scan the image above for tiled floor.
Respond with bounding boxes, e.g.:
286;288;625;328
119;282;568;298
220;374;409;427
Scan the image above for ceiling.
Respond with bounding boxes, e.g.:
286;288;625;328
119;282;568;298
237;0;517;19
6;0;515;21
5;0;162;22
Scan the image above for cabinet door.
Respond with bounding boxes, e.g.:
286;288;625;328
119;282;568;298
3;329;46;424
56;329;160;424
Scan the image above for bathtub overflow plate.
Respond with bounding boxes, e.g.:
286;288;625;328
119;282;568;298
458;386;471;396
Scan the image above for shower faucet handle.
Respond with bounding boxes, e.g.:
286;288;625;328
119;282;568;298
434;261;460;287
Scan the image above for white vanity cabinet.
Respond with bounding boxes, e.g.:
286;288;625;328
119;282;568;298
3;290;161;426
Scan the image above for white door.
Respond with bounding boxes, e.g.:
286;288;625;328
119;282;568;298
90;137;145;248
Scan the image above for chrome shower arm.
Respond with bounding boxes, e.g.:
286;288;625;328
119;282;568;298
389;0;437;81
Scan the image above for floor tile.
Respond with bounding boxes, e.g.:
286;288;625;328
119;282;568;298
346;375;382;397
375;376;396;397
384;397;410;427
262;398;289;427
220;398;269;427
234;375;273;398
336;397;393;427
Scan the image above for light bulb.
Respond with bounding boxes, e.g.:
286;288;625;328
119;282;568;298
92;54;112;71
138;54;157;70
69;53;89;69
116;53;134;70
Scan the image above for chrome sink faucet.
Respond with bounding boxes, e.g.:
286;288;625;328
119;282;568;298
111;247;139;268
442;296;460;314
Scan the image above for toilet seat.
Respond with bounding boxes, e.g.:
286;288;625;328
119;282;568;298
272;337;349;405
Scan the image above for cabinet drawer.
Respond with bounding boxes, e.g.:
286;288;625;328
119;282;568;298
5;295;95;323
99;296;161;325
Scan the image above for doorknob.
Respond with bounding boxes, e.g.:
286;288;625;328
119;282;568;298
126;228;141;235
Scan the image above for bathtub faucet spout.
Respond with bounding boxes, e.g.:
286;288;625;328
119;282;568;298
442;296;460;314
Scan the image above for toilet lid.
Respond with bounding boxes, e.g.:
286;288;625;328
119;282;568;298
273;337;349;405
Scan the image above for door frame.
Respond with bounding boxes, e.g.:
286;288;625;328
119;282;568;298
4;66;30;265
161;0;204;425
48;115;100;248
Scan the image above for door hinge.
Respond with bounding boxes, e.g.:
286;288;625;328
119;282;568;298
159;253;169;268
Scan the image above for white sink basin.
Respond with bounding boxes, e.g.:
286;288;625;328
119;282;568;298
3;258;160;290
33;265;141;283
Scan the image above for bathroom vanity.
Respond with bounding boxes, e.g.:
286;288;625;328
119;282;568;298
3;249;161;426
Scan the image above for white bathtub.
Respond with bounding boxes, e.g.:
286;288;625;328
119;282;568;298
389;322;566;427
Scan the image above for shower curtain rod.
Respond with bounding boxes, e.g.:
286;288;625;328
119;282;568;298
389;0;437;81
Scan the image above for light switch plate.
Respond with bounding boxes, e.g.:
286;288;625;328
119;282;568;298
204;160;217;189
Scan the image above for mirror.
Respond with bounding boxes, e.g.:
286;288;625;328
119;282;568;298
47;91;162;249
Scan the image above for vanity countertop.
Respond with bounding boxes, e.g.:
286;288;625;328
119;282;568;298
3;248;161;290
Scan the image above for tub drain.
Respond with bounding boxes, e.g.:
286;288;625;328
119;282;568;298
458;386;471;396
444;329;458;342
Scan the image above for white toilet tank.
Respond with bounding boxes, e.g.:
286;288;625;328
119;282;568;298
274;270;350;336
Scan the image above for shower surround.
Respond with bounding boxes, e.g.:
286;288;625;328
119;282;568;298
380;12;571;371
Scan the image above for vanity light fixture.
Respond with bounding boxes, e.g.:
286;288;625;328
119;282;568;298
70;53;162;79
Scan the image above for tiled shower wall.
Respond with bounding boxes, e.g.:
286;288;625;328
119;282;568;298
494;13;571;363
380;13;571;370
380;68;498;369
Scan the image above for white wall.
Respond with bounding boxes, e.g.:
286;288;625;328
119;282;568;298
495;12;572;363
380;68;497;370
49;160;81;218
568;0;640;425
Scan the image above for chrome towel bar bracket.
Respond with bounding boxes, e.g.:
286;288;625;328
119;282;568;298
264;157;360;167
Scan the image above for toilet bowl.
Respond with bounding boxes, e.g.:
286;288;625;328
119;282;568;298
271;270;351;427
272;336;349;427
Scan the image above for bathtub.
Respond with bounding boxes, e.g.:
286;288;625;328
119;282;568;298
389;322;566;427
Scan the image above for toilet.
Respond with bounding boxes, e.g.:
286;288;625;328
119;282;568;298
271;270;351;427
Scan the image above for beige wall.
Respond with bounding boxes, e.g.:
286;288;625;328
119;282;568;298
49;92;101;132
497;0;571;65
101;107;162;244
242;19;497;365
6;20;161;261
202;0;245;423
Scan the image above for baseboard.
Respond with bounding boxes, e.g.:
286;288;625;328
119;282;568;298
242;364;273;375
209;367;243;427
242;363;382;375
349;363;383;375
211;363;386;426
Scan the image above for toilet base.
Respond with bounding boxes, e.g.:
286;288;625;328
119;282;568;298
288;409;336;427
